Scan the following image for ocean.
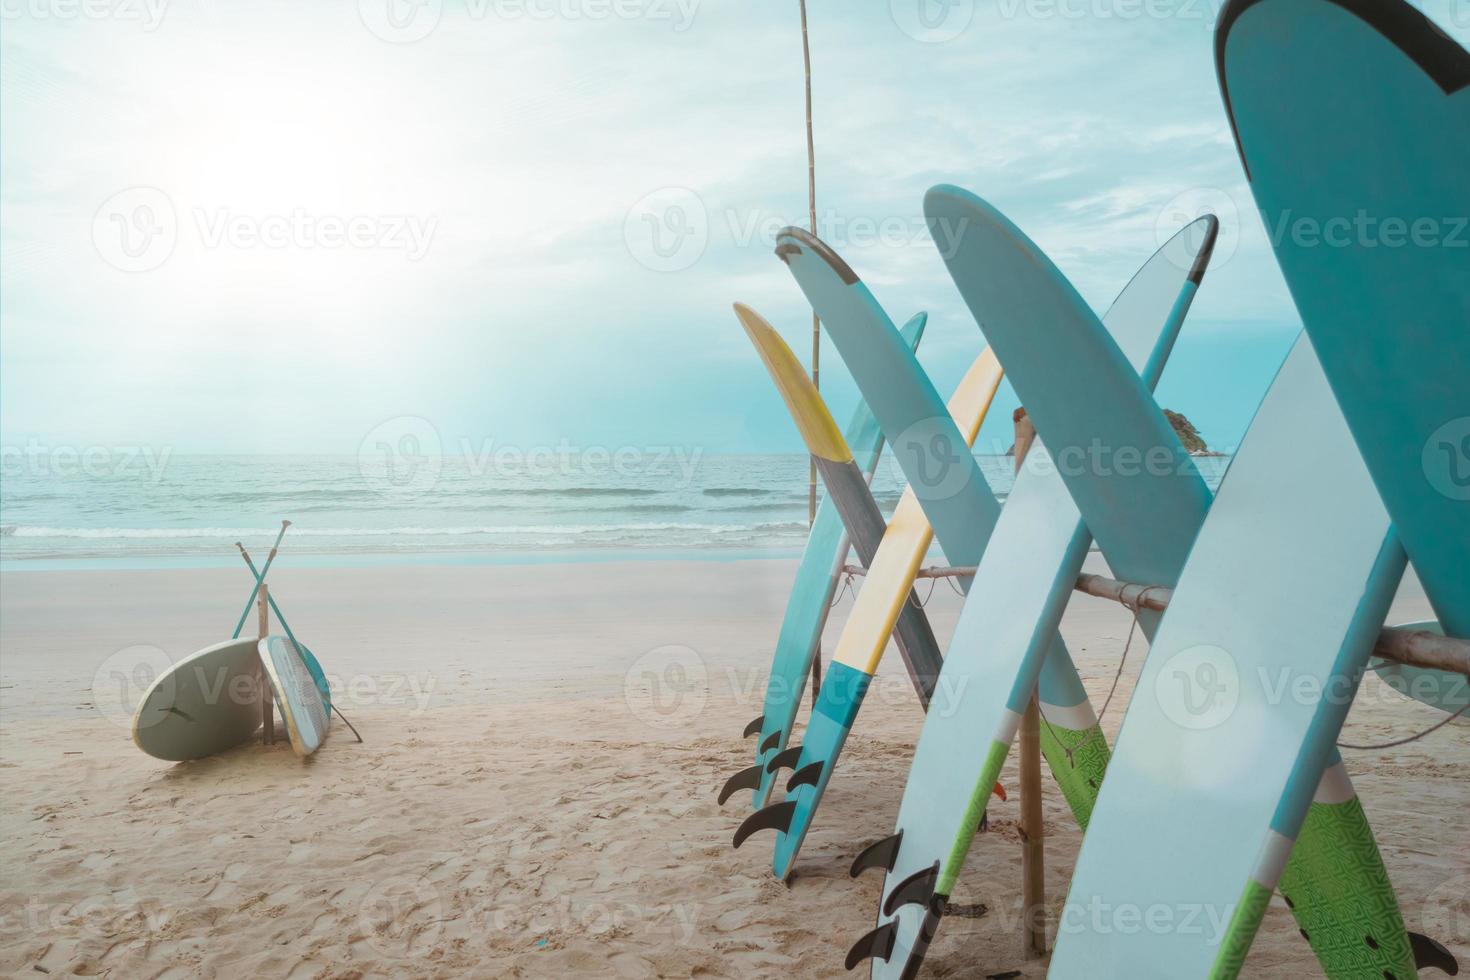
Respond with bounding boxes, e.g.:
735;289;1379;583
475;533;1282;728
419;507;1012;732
0;452;1230;569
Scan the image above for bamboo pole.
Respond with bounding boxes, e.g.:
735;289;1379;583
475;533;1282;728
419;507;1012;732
800;0;821;708
835;563;1470;678
258;582;274;746
1013;410;1047;958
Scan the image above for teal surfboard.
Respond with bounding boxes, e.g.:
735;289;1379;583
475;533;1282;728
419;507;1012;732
740;312;928;809
738;228;1098;882
1218;0;1470;702
851;202;1217;979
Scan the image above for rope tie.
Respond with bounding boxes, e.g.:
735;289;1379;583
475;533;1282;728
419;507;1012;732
1041;584;1162;770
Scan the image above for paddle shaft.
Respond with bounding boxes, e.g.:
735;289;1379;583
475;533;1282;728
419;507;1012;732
232;521;290;638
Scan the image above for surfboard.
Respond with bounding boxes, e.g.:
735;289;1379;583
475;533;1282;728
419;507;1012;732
923;186;1450;980
1217;0;1470;730
741;312;929;809
132;638;263;761
735;228;1099;883
259;635;330;757
719;305;945;808
850;200;1217;979
1045;334;1424;978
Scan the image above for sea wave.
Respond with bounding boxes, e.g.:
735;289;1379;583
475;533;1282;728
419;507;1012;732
702;487;774;497
2;521;808;540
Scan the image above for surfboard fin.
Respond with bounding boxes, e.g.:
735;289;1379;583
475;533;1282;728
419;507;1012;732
733;800;797;849
786;760;823;791
759;730;782;754
850;831;903;878
883;862;941;917
743;715;764;738
717;764;764;806
844;922;896;969
1409;931;1459;975
765;746;802;775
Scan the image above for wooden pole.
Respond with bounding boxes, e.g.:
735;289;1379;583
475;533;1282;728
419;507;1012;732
1012;409;1047;958
836;563;1470;678
258;582;274;746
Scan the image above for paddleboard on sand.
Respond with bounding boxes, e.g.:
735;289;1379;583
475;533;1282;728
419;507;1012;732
734;227;1098;882
1045;334;1455;978
740;313;929;809
132;638;263;761
719;305;945;810
1218;0;1470;703
259;635;330;757
849;202;1217;979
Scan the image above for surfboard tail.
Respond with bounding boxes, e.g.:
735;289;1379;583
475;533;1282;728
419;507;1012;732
1274;781;1421;979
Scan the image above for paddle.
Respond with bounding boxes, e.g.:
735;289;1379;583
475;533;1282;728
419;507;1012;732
231;520;290;639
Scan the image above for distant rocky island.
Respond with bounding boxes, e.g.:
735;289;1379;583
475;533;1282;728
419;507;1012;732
1006;408;1222;456
1163;409;1223;456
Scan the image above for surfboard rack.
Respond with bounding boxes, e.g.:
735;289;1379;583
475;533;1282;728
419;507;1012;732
837;565;1470;677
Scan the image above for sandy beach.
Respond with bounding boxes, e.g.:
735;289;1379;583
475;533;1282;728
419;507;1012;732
1;557;1465;978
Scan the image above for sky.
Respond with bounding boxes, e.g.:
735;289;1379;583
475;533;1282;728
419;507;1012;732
3;0;1467;459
